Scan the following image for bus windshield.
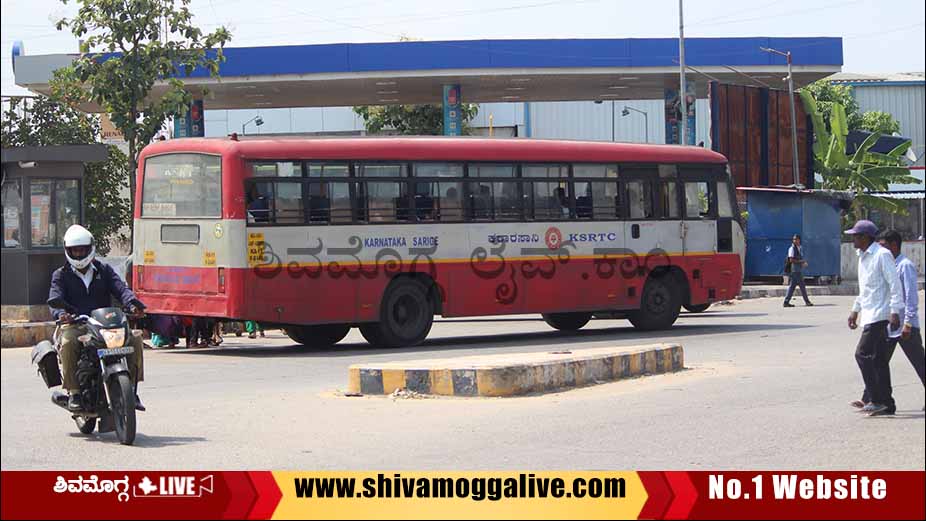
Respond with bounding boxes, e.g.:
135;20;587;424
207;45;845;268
142;153;222;218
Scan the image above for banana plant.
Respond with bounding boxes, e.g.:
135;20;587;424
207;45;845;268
800;91;918;217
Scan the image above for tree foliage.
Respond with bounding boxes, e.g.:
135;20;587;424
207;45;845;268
803;80;862;131
803;79;903;138
858;111;901;136
49;0;231;239
800;91;917;222
1;96;130;254
353;104;479;135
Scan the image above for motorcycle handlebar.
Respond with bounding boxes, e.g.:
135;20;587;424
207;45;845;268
56;315;90;326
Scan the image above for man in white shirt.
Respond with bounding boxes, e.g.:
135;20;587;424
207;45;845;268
845;220;904;417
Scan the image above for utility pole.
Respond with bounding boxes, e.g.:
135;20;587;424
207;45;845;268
678;0;688;146
761;46;800;188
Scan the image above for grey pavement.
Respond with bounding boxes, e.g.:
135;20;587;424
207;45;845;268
1;294;924;470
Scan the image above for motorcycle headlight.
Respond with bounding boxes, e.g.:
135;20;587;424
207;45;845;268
99;328;125;348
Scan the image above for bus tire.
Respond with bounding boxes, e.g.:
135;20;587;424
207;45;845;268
628;275;681;331
285;324;351;348
362;278;434;348
683;303;711;313
542;312;591;331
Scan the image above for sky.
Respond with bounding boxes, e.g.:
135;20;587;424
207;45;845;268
2;0;925;96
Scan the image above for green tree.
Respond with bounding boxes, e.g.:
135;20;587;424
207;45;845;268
50;0;231;243
1;96;130;255
803;80;862;131
804;79;903;137
858;111;901;136
800;91;918;222
353;104;479;135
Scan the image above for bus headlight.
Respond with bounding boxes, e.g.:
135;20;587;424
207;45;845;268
99;328;126;348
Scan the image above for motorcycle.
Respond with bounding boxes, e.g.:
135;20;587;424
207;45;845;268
31;298;142;446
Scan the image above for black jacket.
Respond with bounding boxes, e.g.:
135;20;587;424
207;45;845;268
48;260;143;320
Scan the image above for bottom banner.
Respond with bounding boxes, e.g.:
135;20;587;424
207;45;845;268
1;471;923;519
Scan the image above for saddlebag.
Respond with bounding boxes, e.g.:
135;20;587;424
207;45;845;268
31;341;62;388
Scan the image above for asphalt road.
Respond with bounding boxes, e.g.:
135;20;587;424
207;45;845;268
2;294;924;470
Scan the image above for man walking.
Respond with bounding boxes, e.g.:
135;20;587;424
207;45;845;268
851;229;925;411
784;234;813;307
845;220;904;417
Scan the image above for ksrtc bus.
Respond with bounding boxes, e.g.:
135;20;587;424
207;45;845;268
134;137;744;347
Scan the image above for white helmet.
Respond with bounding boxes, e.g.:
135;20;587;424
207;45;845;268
63;225;95;270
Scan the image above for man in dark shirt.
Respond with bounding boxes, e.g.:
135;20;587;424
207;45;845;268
48;225;147;412
784;234;813;307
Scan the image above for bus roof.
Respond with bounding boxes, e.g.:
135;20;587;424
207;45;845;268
139;136;727;165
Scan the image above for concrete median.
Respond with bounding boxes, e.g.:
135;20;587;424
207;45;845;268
348;343;683;397
1;321;56;349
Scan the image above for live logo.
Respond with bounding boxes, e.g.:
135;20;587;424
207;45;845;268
137;475;202;496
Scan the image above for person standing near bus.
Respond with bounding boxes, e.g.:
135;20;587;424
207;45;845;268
845;220;904;417
851;229;925;411
783;234;813;307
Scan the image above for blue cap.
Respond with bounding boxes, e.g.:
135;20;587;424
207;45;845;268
844;219;878;237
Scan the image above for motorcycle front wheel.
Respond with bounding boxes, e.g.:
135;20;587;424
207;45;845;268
107;373;136;445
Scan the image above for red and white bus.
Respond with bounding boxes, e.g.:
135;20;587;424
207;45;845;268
133;137;744;347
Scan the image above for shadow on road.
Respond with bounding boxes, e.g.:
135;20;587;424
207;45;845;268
438;312;771;322
164;321;811;360
68;433;207;448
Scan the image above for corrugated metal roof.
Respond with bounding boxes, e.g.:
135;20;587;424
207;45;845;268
829;72;925;83
869;191;925;199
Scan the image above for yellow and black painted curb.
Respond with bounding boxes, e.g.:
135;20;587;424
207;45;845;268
348;344;683;397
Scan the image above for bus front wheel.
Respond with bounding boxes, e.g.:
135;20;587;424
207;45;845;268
628;275;681;331
286;324;351;348
542;312;591;331
361;278;434;348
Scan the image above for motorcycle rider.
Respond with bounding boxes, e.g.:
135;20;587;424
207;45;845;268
48;225;147;413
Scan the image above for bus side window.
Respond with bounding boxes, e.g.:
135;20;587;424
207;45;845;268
274;181;305;224
626;181;655;219
658;181;680;219
523;164;569;220
684;181;713;219
412;162;464;222
414;181;464;222
467;164;518;221
307;182;330;223
573;164;619;220
360;181;408;223
717;180;735;218
246;181;272;224
357;163;409;224
307;162;351;224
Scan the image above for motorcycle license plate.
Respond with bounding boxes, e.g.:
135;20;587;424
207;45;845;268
97;346;134;357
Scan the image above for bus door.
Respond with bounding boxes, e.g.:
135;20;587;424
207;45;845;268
679;169;721;303
622;166;683;274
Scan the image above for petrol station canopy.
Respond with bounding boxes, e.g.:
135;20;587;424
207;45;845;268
13;37;842;111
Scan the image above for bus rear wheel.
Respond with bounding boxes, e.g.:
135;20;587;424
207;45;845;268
542;312;592;331
628;275;681;331
285;324;351;348
361;278;434;348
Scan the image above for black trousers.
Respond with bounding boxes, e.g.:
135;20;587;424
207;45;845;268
784;273;810;304
862;327;926;405
855;321;895;410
